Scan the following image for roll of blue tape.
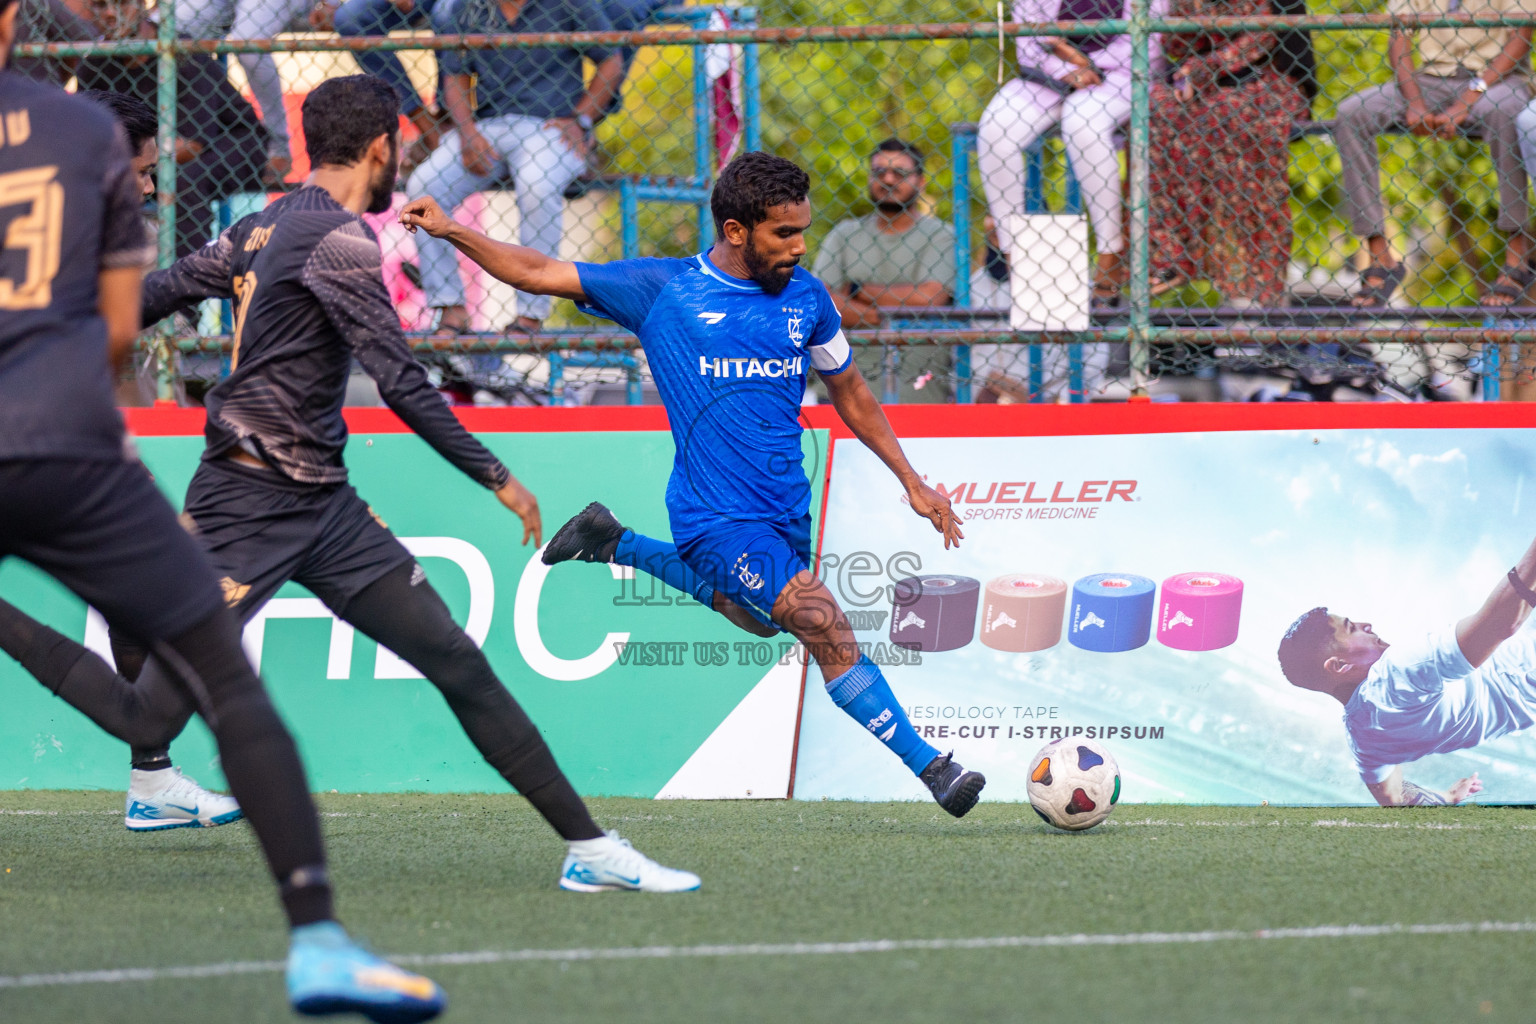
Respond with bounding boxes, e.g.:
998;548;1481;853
1068;573;1156;653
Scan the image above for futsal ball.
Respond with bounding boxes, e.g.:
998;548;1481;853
1026;737;1120;831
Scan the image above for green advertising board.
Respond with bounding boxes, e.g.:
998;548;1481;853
0;426;827;797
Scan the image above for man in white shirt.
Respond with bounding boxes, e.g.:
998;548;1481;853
1277;537;1536;805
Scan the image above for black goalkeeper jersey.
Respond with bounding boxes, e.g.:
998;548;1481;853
0;71;155;461
143;185;510;490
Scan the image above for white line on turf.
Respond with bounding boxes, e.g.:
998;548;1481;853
4;922;1534;989
0;810;116;816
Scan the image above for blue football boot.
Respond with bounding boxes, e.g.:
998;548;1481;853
288;921;445;1023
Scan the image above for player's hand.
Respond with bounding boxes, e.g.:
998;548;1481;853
460;129;500;177
1446;773;1483;804
907;482;964;549
496;479;543;547
399;196;455;238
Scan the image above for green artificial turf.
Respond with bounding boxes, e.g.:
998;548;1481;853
2;793;1535;1023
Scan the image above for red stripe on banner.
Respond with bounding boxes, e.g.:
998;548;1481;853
122;405;676;436
121;405;210;435
804;402;1536;438
123;402;1536;439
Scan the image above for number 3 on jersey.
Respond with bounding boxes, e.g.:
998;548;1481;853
230;271;258;369
0;165;63;310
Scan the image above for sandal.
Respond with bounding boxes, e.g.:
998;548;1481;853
1350;261;1406;307
1149;266;1188;297
1481;263;1536;308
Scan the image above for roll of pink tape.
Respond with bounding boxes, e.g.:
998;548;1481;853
1157;572;1244;651
981;573;1067;653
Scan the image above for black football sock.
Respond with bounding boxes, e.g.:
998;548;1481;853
341;563;604;841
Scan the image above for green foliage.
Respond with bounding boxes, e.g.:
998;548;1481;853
594;0;1518;299
599;0;1000;263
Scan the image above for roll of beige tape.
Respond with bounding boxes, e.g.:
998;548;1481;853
980;573;1067;653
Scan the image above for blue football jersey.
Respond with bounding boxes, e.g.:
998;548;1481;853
576;251;851;536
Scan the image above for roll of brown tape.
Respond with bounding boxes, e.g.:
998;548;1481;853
980;573;1067;652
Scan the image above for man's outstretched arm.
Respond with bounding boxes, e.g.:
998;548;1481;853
1457;532;1536;667
1364;766;1482;806
304;221;543;545
400;197;586;302
821;367;963;549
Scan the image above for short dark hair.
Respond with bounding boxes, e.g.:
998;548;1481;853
711;151;810;237
870;137;924;174
80;90;157;152
1277;606;1336;691
301;74;399;167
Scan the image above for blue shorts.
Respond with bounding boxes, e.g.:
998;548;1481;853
675;515;812;631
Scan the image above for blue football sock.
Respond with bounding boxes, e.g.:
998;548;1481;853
825;656;939;776
613;530;715;608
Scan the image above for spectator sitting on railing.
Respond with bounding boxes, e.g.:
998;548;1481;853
13;0;95;85
977;0;1166;307
73;0;268;257
409;0;623;337
1146;0;1314;308
167;0;311;184
1338;0;1534;307
811;138;956;402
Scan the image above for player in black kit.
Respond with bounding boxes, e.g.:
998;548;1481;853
0;74;699;894
0;8;444;1021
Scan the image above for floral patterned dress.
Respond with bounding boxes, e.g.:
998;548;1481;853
1148;0;1309;305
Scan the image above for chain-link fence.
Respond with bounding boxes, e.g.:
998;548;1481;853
19;0;1536;404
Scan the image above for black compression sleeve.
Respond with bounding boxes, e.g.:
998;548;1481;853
340;561;602;840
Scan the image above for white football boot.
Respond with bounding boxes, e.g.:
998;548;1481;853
124;767;244;831
559;831;701;893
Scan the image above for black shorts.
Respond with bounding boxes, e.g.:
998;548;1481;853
0;457;222;641
184;457;411;619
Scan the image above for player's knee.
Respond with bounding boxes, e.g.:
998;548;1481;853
419;629;506;704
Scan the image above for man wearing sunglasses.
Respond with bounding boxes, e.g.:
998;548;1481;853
811;138;956;402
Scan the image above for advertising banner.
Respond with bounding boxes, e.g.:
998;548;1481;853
0;419;825;798
794;426;1536;806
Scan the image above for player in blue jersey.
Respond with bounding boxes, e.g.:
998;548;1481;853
400;152;986;816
